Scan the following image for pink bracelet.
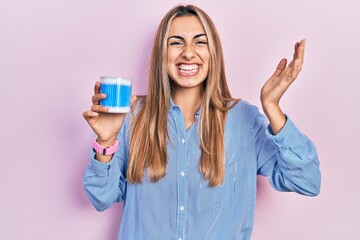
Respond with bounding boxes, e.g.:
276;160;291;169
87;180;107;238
93;138;119;156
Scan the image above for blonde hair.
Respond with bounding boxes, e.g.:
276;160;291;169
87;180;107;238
128;5;239;187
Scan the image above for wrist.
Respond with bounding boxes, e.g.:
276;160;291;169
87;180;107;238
262;102;280;113
96;136;117;147
263;106;286;135
93;138;119;156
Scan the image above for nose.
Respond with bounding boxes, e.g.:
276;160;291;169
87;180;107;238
181;44;195;60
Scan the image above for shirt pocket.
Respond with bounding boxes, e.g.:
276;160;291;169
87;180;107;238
197;163;237;212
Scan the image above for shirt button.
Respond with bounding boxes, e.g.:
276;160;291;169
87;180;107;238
180;206;184;211
181;138;185;143
181;171;185;177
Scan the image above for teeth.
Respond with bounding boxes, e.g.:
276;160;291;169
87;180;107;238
178;64;199;71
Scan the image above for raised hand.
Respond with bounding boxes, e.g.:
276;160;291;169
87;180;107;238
260;39;306;134
83;81;138;146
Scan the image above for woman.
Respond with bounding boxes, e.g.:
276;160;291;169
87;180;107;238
83;5;321;240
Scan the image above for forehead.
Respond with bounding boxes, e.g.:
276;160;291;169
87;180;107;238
168;15;206;36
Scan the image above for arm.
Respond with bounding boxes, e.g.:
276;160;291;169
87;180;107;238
82;108;130;211
82;81;138;211
254;39;320;195
253;108;321;196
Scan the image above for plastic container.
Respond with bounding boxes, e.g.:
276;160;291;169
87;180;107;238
99;76;132;113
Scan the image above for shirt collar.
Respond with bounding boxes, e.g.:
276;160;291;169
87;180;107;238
169;97;201;118
169;97;178;110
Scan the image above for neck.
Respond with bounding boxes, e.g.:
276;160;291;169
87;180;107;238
172;86;203;125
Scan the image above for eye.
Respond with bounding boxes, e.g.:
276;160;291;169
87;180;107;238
196;41;208;45
169;41;183;46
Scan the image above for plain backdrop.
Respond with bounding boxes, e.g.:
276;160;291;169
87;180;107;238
1;0;359;239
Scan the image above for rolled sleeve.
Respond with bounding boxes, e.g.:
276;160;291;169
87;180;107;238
88;150;116;177
254;109;321;196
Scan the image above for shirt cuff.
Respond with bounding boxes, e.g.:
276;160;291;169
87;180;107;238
266;116;301;150
89;149;116;177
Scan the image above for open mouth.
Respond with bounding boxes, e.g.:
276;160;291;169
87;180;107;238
177;63;200;76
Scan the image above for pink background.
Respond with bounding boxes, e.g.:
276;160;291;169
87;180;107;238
1;0;359;239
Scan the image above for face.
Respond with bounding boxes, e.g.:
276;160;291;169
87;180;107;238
166;15;210;93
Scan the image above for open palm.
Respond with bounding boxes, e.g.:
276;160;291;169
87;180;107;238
261;39;305;110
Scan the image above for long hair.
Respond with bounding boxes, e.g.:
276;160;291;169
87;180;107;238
127;5;239;187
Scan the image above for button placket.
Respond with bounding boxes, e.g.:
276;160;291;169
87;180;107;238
174;109;188;240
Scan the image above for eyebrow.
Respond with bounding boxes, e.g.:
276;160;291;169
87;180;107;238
167;33;207;41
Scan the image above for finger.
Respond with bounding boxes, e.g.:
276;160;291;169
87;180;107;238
281;59;301;85
301;39;306;49
280;66;293;82
94;81;101;94
295;41;300;51
294;39;305;64
91;104;109;113
287;59;294;68
288;43;304;68
92;93;107;105
298;39;306;64
293;41;300;60
290;59;302;80
289;43;305;69
130;95;138;106
83;110;99;120
271;58;287;78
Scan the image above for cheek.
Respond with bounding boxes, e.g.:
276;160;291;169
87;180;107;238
201;55;210;70
198;49;210;63
202;54;210;75
166;59;176;77
167;48;179;61
166;53;174;68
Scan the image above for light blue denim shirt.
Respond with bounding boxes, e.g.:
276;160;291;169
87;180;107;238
83;100;321;240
